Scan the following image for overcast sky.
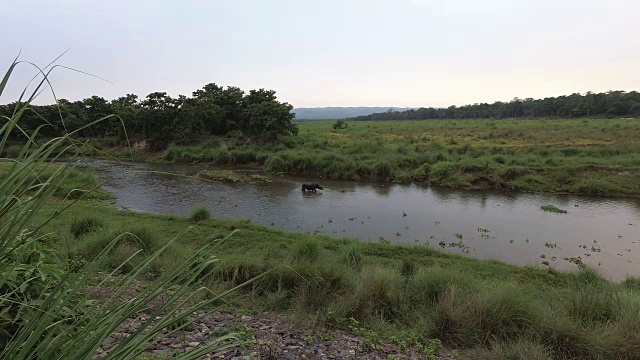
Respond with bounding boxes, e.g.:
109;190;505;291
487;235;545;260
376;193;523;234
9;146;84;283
1;0;639;108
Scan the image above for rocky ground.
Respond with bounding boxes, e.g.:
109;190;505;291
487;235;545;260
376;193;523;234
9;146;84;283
89;281;457;360
97;310;458;360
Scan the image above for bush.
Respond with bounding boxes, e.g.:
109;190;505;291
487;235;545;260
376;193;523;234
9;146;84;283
573;178;621;196
623;277;640;290
431;285;539;347
414;163;431;180
0;240;89;350
110;243;140;273
352;266;401;320
498;166;528;181
552;167;575;184
118;226;160;252
70;217;103;238
332;119;348;130
189;207;211;222
405;267;470;306
264;289;290;310
373;161;393;180
429;161;459;182
566;286;622;324
292;239;320;263
468;339;554;360
342;243;362;268
230;149;259;164
264;155;287;173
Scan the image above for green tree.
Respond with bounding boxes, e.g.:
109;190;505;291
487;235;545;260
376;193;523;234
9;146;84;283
242;101;296;139
140;92;178;139
174;97;223;139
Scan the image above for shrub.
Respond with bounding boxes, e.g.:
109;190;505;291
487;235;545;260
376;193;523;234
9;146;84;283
342;243;362;268
400;258;416;278
264;289;290;310
429;162;458;182
414;163;431;180
431;285;538;347
565;286;622;324
492;155;506;164
373;161;393;180
264;155;287;172
352;266;401;320
101;226;161;254
573;178;620;196
189;207;211;222
332;119;347;130
230;149;258;164
292;239;320;263
70;217;103;238
0;240;90;350
552;167;575;184
405;267;471;306
468;339;554;360
110;243;140;273
623;277;640;291
497;166;528;181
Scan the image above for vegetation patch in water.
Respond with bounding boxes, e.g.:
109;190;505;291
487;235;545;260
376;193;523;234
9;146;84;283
541;205;568;214
198;170;272;183
198;169;244;182
249;174;272;182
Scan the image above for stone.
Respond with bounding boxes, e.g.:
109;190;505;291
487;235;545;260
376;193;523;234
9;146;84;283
153;349;172;356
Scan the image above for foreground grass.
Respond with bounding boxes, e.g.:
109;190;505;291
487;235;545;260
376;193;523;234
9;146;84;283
0;161;111;200
44;199;640;359
36;118;640;197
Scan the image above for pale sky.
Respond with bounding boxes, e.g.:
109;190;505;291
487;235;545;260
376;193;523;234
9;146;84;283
1;0;639;108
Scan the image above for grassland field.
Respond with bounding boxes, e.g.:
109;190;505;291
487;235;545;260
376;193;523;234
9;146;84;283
40;117;640;197
13;164;640;360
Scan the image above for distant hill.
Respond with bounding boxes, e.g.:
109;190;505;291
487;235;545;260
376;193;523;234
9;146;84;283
292;107;416;120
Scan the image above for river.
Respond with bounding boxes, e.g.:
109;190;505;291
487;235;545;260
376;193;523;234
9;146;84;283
85;160;640;280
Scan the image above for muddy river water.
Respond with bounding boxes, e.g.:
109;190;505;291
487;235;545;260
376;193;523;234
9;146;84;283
85;160;640;280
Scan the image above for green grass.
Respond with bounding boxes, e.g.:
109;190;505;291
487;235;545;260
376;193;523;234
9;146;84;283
540;205;568;214
36;197;640;359
198;169;244;182
87;118;640;196
0;58;242;359
70;216;103;238
197;169;272;183
189;207;211;222
0;162;111;200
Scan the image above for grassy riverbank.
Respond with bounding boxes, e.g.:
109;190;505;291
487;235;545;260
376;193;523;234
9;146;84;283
34;194;639;359
29;117;640;197
4;157;640;359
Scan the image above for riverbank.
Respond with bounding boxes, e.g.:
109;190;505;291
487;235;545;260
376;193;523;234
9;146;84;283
37;193;640;359
21;118;640;197
83;158;640;280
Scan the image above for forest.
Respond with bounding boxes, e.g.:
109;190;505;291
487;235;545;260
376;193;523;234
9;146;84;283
3;89;640;144
351;91;640;121
0;83;297;140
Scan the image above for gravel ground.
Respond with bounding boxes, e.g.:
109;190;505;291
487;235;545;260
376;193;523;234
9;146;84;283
89;282;458;360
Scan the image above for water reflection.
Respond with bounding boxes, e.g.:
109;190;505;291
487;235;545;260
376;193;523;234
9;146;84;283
86;160;640;280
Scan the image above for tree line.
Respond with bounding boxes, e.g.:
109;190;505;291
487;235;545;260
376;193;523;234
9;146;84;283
0;83;297;140
350;91;640;121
